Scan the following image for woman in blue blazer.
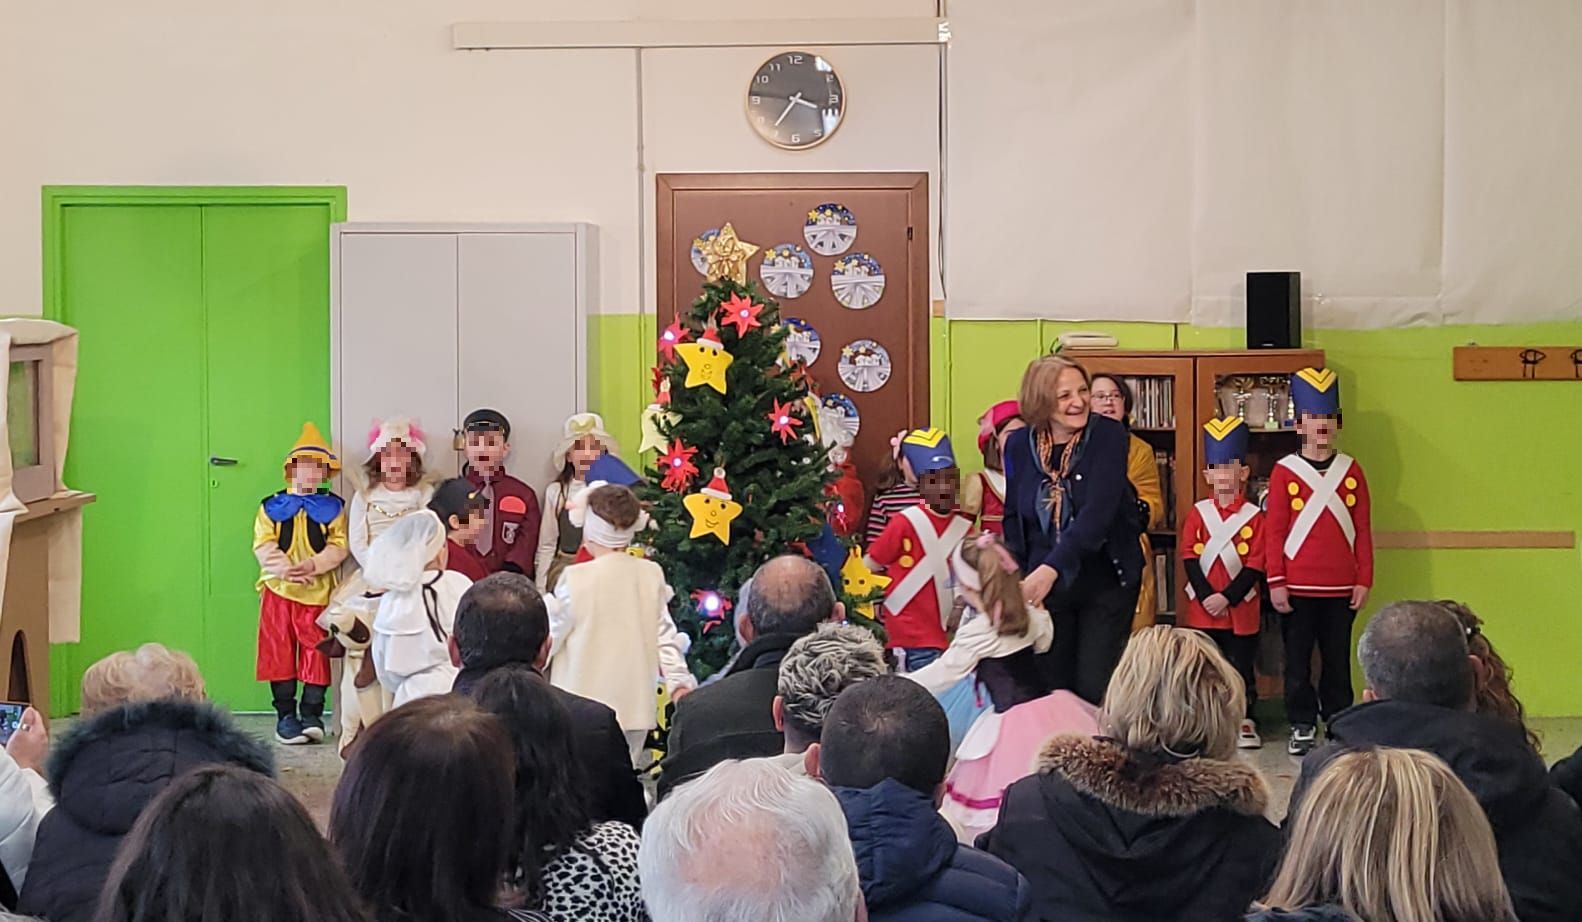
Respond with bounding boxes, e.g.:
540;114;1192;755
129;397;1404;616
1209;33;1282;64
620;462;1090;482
1003;355;1144;703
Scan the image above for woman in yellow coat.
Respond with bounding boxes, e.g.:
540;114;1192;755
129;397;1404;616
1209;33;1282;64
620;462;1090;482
1090;375;1165;631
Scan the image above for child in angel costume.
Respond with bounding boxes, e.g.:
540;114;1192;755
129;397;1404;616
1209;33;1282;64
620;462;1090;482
366;510;473;707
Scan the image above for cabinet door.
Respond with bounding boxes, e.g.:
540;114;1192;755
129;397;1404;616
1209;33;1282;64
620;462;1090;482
457;232;581;489
336;233;460;475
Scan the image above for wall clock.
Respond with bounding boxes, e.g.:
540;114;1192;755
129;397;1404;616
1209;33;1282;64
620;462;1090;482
746;51;845;150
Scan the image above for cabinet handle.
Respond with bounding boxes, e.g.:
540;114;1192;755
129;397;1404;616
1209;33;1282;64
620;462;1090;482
209;456;238;466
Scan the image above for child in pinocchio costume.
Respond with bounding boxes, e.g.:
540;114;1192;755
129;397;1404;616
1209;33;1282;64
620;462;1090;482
864;429;973;673
1181;417;1266;750
462;408;543;578
253;423;348;745
1264;367;1373;757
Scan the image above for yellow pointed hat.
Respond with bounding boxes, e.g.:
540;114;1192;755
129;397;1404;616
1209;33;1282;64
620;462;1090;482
283;422;340;474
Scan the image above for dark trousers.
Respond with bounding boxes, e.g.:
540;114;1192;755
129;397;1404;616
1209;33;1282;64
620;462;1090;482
1038;567;1139;705
1281;595;1357;728
1203;629;1258;719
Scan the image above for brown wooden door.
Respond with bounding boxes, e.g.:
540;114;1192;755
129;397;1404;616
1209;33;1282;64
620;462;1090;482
657;173;930;498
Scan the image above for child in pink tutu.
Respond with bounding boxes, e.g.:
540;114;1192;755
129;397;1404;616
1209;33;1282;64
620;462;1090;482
906;532;1100;843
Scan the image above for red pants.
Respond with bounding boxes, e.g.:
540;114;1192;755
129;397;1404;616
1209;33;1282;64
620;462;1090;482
257;588;331;685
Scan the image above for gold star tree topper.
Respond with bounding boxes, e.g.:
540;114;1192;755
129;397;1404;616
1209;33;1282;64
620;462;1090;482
694;222;759;285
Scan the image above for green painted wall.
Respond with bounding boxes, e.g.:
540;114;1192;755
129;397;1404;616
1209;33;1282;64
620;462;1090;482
590;314;1582;716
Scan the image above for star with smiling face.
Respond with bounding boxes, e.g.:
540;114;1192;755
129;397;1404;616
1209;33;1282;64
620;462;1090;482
675;331;733;395
695;222;759;285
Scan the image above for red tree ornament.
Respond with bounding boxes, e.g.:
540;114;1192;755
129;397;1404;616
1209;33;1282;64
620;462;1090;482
718;293;764;337
658;439;700;492
767;399;805;444
658;319;691;363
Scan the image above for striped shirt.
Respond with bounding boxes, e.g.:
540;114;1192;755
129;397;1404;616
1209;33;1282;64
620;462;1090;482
864;484;924;547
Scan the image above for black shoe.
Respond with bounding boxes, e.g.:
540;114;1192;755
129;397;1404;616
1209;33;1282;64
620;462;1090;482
1287;724;1317;756
299;684;328;743
300;714;326;743
276;714;310;745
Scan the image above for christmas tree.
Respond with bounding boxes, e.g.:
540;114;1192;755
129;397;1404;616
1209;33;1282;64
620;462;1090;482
642;224;840;677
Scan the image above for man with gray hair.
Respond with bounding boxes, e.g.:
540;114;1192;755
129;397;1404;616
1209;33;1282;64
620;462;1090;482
639;759;866;922
766;623;888;776
1290;600;1582;922
658;555;845;798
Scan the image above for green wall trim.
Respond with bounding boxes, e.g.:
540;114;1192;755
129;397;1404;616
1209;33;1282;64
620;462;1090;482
41;186;348;322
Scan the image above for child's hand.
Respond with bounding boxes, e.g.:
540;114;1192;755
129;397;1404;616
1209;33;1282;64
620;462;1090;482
1203;593;1231;617
1350;585;1370;611
1270;585;1293;614
670;686;693;704
284;560;316;579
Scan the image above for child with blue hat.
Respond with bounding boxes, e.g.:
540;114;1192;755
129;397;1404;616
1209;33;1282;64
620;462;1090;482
863;428;972;672
1181;416;1266;749
1265;366;1374;756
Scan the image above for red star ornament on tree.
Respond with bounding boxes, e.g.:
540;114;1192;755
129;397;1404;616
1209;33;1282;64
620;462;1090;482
788;362;815;391
658;319;691;363
658;439;700;493
767;399;805;444
717;293;764;337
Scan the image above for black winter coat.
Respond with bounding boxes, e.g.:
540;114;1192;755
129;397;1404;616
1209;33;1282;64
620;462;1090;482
1295;700;1582;922
980;735;1279;922
656;632;802;800
18;699;274;922
1244;908;1355;922
454;663;647;830
836;780;1029;922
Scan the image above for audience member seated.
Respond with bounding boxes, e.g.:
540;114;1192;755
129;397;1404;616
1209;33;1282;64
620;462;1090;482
450;572;646;828
658;555;843;798
92;764;374;922
768;623;888;776
20;644;273;922
0;705;51;902
1292;600;1582;922
330;694;546;922
981;626;1278;921
639;759;863;922
1251;747;1517;922
810;675;1029;922
1439;599;1541;752
472;665;648;922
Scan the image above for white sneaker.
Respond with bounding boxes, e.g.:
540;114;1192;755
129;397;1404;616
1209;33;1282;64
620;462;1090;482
1238;719;1262;750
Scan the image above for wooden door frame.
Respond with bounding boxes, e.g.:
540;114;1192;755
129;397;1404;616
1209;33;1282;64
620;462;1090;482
655;172;932;426
42;186;348;321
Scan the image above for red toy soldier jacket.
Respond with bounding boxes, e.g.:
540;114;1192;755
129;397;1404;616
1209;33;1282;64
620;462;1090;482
1264;452;1374;598
1180;495;1264;636
465;470;543;578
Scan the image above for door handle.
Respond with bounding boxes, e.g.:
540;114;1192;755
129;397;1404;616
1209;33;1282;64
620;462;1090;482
209;456;238;466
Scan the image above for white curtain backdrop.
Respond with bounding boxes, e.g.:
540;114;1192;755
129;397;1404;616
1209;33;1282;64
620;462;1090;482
945;0;1582;327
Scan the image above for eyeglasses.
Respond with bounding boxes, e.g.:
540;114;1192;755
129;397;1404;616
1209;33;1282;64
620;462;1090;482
1091;393;1124;403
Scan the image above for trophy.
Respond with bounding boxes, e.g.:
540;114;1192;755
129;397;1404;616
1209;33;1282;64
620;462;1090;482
1258;376;1285;429
1230;376;1254;419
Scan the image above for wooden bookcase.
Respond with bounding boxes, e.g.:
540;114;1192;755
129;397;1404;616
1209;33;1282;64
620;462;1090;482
1074;349;1324;627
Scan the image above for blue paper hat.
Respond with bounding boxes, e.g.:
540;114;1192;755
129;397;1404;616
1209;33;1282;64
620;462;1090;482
900;428;957;476
1290;367;1341;416
1202;418;1250;466
587;454;642;487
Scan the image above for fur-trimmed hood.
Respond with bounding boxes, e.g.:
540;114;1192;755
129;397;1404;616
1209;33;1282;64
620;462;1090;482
1035;734;1269;818
46;698;274;836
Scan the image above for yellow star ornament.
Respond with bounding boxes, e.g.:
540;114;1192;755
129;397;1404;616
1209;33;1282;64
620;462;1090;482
841;547;892;619
695;222;759;285
683;468;743;544
675;331;733;395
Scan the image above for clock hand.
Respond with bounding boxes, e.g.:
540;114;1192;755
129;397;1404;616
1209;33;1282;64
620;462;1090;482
792;95;820;110
774;96;798;127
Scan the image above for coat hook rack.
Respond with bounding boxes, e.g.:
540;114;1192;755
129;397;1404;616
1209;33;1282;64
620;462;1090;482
1453;345;1582;381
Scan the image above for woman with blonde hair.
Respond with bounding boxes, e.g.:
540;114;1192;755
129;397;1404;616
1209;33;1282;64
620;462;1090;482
19;646;273;922
1002;355;1145;704
1251;747;1518;922
981;626;1278;921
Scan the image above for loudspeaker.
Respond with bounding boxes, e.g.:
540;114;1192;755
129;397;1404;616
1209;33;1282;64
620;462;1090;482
1246;271;1301;349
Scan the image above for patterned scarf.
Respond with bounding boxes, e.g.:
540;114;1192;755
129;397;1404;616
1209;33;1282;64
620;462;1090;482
1032;425;1085;536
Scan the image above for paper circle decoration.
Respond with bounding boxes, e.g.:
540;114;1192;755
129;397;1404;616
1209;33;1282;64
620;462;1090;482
837;340;892;393
818;393;862;446
782;317;822;366
831;252;885;310
689;228;720;276
760;243;815;300
803;203;858;257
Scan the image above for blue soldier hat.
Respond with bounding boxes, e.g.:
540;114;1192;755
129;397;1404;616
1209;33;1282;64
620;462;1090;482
1202;417;1250;466
900;428;957;476
587;454;642;487
1290;367;1341;417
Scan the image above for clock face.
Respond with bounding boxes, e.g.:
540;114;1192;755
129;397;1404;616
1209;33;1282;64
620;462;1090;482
746;52;844;150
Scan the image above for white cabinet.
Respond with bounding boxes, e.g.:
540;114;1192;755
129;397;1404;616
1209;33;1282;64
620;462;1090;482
331;223;594;488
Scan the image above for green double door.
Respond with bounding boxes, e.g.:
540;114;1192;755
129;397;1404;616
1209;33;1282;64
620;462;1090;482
49;188;345;714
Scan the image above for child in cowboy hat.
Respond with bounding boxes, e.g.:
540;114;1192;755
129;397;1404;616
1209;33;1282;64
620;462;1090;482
253;422;348;745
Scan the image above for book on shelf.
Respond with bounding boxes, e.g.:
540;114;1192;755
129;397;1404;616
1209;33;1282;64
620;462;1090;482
1119;375;1175;429
1152;552;1173;615
1153;449;1175;528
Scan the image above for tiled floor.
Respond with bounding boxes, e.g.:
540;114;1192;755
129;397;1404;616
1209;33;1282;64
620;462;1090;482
245;714;1582;828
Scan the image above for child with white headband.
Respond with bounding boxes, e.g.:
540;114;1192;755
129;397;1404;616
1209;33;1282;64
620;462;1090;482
547;455;696;763
905;532;1099;844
